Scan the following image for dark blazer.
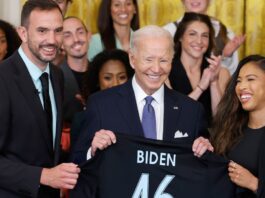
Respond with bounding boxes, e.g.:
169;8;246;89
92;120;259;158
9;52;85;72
60;60;83;123
72;79;208;163
0;51;63;197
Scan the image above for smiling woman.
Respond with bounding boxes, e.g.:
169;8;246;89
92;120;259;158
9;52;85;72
15;0;265;61
84;49;134;98
168;12;230;124
211;55;265;198
87;0;139;60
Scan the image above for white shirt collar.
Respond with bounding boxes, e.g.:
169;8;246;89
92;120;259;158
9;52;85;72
132;75;164;105
18;47;50;83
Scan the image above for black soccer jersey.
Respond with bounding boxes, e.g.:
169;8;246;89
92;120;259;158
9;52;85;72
70;133;235;198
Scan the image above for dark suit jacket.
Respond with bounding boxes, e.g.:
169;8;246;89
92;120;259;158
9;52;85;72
60;59;83;123
0;51;63;197
72;79;208;163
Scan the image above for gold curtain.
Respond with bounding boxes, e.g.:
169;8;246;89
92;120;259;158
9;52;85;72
207;0;245;58
245;0;265;56
20;0;265;58
66;0;90;29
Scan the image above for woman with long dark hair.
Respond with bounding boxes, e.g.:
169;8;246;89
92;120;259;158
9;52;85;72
164;0;245;75
168;12;230;123
211;55;265;197
88;0;139;60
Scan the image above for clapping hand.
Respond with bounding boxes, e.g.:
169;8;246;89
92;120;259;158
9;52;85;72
206;54;222;83
198;54;222;91
223;34;246;57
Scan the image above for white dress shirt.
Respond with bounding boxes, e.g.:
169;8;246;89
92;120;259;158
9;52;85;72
132;76;164;140
87;76;166;159
18;47;57;147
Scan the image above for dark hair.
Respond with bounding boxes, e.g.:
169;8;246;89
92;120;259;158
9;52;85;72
211;55;265;156
0;20;21;60
97;0;139;50
21;0;62;27
82;49;134;100
64;16;88;32
174;12;215;58
213;18;229;55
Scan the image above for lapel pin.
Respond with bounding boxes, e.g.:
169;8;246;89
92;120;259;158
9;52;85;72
173;106;178;110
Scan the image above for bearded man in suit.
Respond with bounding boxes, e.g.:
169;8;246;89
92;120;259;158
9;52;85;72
0;0;80;197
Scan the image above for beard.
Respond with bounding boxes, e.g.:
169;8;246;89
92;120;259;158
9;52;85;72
28;39;59;63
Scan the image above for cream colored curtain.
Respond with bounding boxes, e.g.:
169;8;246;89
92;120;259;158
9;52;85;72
20;0;265;58
0;0;22;27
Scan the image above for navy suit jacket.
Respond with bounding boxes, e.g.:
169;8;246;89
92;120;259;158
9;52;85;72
0;51;63;198
72;79;208;163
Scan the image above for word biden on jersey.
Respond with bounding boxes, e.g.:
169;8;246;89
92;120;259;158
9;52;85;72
137;150;176;167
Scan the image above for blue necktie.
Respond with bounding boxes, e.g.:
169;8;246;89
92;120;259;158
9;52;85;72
142;96;156;139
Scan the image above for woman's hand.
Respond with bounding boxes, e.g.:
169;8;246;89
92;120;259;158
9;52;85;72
223;34;246;57
198;67;211;91
206;55;222;83
228;161;259;192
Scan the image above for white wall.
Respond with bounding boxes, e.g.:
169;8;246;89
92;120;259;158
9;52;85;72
0;0;22;27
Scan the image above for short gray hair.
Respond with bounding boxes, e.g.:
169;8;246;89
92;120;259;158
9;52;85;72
131;25;174;54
